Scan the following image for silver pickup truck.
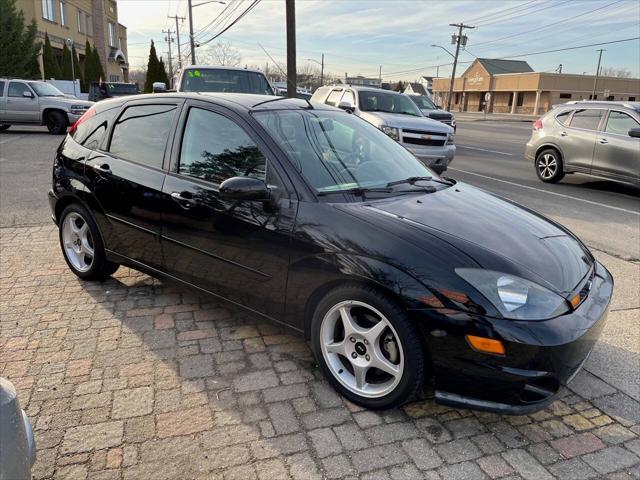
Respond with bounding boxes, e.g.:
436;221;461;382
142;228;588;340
0;79;93;134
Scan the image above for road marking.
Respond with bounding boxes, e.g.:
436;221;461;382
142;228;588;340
457;145;514;156
450;168;640;216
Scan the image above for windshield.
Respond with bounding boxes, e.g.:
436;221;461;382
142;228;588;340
181;68;274;95
410;95;437;110
29;82;64;97
254;110;438;194
106;83;138;94
358;91;422;117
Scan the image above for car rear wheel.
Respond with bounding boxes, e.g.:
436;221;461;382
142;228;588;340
46;111;68;135
0;125;10;131
311;285;424;409
59;204;119;280
535;148;565;183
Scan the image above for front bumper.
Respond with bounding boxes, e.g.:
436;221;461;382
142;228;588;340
406;145;456;174
413;261;613;415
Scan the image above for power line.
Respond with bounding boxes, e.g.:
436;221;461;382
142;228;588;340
470;0;625;49
197;0;261;46
475;0;573;27
463;0;538;24
193;0;241;39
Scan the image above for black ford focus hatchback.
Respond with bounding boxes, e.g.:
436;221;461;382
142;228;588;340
49;93;613;413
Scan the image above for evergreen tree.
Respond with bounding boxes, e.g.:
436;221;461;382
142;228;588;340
0;0;42;78
92;46;105;82
42;33;61;79
83;41;95;86
158;57;169;86
72;45;84;90
60;43;73;80
143;41;161;93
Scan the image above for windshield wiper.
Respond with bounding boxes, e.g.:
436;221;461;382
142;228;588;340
387;176;454;187
317;186;392;197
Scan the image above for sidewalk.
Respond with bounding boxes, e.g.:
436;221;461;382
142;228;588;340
454;111;537;123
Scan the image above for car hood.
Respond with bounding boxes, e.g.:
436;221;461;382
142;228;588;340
358;182;593;294
40;96;93;107
421;109;453;120
359;111;453;133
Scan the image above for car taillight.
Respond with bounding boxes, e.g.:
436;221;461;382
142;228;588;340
533;118;543;131
69;107;95;135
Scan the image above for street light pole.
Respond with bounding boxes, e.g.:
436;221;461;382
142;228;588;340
285;0;296;98
592;49;605;99
188;0;196;65
65;38;76;97
445;23;474;112
306;55;324;86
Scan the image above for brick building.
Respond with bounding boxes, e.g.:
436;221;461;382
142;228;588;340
432;58;639;115
17;0;129;82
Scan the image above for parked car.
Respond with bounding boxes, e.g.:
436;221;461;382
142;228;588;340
311;86;455;174
0;79;92;134
49;93;612;413
0;378;36;480
525;101;640;185
406;94;456;131
171;65;275;95
88;81;139;102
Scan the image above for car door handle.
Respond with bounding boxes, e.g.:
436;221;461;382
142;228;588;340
171;191;197;208
92;163;111;173
559;131;568;136
598;138;608;144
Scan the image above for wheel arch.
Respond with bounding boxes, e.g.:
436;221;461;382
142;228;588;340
535;143;564;167
41;108;69;126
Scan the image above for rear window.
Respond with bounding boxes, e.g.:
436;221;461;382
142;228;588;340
569;109;603;130
71;106;119;150
325;89;342;106
180;68;273;95
109;104;177;169
107;83;138;94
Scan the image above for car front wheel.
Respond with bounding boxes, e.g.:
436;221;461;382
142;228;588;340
46;111;68;135
535;148;565;183
311;285;425;409
59;204;119;280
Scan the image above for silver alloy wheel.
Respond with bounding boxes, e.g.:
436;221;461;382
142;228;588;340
537;153;557;180
320;300;404;398
61;212;94;272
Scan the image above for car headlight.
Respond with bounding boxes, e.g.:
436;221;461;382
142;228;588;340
455;268;569;320
70;105;88;115
446;133;455;145
450;118;456;127
380;125;400;141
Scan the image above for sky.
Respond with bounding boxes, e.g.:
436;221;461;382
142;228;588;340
118;0;640;82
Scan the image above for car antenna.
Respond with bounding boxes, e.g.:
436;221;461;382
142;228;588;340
252;96;314;109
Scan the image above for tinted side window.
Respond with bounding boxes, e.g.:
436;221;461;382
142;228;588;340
555;110;572;126
8;82;30;97
0;81;5;96
71;107;118;149
569;109;603;130
179;107;266;184
325;89;342;106
605;111;639;135
341;90;355;106
109;104;176;168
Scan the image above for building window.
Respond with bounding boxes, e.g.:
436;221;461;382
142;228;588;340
42;0;55;21
629;97;636;101
559;93;571;99
606;95;615;101
516;93;524;107
59;1;67;26
108;23;117;47
77;10;85;33
109;74;121;82
86;15;93;36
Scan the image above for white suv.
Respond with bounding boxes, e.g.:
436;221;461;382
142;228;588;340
311;85;455;173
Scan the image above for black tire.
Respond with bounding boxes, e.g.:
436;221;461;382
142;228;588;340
46;111;68;135
58;203;119;280
535;148;565;183
310;284;425;409
0;125;10;131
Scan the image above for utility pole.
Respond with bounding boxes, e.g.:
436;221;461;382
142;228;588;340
592;49;605;99
446;22;475;112
320;53;324;86
163;29;175;77
188;0;196;65
168;15;185;70
285;0;296;98
378;65;382;87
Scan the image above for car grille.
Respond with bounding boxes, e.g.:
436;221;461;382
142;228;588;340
428;113;453;122
401;129;447;147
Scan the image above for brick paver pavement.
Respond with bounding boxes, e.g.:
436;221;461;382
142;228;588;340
1;225;639;479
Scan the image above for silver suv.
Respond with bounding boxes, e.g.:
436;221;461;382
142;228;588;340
525;101;640;185
311;86;455;174
0;79;93;134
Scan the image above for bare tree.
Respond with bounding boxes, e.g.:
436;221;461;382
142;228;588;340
199;41;242;67
600;67;632;78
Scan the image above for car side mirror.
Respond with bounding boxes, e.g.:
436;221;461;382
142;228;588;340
338;101;354;112
23;91;34;98
152;82;167;93
219;176;271;202
628;128;640;138
436;105;442;110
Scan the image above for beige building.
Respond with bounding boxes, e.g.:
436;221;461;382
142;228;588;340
17;0;129;82
432;58;640;115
